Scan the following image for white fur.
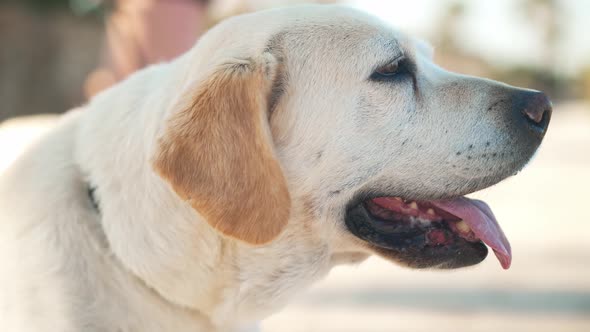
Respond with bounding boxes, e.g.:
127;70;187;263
0;5;536;331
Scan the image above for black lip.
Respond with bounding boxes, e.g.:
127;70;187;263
345;202;488;269
345;202;426;250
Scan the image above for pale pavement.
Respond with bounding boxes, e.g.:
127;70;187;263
1;103;589;332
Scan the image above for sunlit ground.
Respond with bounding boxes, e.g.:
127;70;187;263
1;103;589;332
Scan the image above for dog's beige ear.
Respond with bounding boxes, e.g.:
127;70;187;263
153;56;290;245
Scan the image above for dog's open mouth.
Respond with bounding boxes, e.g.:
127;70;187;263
345;196;511;269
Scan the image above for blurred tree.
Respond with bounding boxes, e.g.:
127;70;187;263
4;0;69;11
430;0;496;78
2;0;105;15
432;0;570;100
436;0;466;55
520;0;562;95
581;67;590;101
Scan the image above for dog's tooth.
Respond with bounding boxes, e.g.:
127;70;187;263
456;220;471;233
427;208;435;215
409;202;418;209
393;197;402;201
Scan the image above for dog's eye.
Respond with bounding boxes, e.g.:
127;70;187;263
375;61;400;76
370;58;410;82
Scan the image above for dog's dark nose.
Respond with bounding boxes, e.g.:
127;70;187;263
512;90;552;137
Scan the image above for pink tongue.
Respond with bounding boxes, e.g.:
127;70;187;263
431;198;512;269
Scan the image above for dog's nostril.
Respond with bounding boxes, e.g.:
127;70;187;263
522;106;551;134
515;91;552;135
523;107;547;124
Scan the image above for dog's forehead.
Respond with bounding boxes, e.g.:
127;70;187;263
280;7;409;55
190;5;418;82
260;7;415;74
222;5;411;58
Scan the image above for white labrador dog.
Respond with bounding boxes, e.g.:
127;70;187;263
0;5;551;332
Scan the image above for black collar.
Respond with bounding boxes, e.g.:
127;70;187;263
88;185;100;213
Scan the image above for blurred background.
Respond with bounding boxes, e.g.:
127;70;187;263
0;0;589;331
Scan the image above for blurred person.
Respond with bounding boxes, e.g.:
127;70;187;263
85;0;210;98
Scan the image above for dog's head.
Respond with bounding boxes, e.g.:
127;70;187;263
153;5;551;271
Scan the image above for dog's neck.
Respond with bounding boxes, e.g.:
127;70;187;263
73;49;371;328
73;58;337;329
74;60;236;324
